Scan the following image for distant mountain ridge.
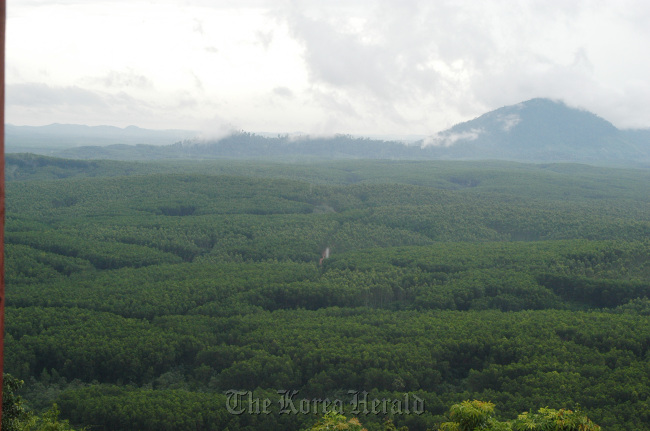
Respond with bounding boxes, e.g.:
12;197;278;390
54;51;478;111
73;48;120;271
5;123;198;152
6;99;650;167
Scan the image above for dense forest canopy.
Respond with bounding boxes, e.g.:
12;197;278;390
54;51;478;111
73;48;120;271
3;155;649;430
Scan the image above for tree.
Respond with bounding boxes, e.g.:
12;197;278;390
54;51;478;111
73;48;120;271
2;374;32;431
439;400;600;431
308;411;367;431
511;407;601;431
2;374;82;431
439;400;509;431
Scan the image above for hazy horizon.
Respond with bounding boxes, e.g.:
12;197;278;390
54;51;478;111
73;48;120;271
7;1;650;137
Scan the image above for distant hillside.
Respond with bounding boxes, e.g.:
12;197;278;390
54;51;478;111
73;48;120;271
7;99;650;167
422;98;649;164
4;153;165;181
49;133;421;161
5;123;198;153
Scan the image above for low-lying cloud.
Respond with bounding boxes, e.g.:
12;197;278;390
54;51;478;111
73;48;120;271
497;114;521;132
422;128;483;148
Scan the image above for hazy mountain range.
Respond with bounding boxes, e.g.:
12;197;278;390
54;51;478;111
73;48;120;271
6;98;650;167
5;123;197;152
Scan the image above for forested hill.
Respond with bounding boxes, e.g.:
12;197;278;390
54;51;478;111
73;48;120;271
4;157;650;430
10;98;650;167
6;153;650;195
424;98;650;164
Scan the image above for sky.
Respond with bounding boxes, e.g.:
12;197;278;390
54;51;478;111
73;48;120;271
6;0;650;137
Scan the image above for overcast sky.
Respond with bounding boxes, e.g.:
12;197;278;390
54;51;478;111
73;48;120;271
6;0;650;136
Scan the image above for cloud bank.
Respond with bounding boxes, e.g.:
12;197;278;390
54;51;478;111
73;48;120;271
6;0;650;133
282;0;650;132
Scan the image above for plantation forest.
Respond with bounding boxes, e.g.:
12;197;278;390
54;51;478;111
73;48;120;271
3;154;650;430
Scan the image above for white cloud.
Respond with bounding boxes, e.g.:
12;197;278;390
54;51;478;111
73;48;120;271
6;0;650;133
422;128;483;148
497;114;521;132
7;83;107;107
82;70;154;90
282;0;650;132
272;86;294;99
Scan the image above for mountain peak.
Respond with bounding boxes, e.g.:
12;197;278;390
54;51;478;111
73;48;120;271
425;98;621;161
